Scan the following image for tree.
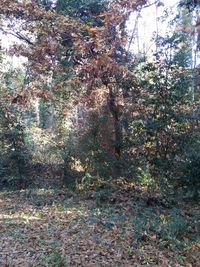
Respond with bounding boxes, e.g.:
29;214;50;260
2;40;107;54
0;66;31;188
0;0;147;181
0;0;199;200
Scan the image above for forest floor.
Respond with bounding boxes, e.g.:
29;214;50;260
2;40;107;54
0;183;199;267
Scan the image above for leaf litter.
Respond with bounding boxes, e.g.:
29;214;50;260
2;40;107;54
0;187;199;266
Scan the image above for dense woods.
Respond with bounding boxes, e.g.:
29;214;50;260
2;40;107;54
0;0;200;266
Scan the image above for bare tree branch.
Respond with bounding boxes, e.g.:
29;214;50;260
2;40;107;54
1;29;34;45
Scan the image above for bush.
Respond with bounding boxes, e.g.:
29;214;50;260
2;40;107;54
0;123;32;189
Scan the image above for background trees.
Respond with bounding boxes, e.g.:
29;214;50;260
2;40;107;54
0;0;199;199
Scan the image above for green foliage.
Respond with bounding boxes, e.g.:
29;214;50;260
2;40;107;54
131;205;197;249
56;0;107;25
0;70;32;188
176;137;200;200
122;5;197;193
0;122;32;188
45;251;67;267
164;208;188;240
136;167;155;189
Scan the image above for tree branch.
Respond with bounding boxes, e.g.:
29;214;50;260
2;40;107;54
1;30;34;45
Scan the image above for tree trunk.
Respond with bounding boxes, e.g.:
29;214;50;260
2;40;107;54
107;87;123;176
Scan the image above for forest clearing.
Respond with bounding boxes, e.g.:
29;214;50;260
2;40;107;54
0;0;200;266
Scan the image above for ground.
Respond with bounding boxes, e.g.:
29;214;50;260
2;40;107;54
0;184;199;267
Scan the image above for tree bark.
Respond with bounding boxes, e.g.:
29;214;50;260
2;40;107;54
107;87;123;177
